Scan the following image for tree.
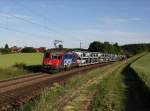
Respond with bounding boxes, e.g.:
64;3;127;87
122;44;149;55
88;41;123;54
103;42;111;53
113;43;122;54
22;47;37;53
5;44;9;49
0;48;11;54
88;41;104;52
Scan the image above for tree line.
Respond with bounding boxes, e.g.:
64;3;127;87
88;41;123;54
0;44;39;54
1;42;150;55
0;44;11;54
122;43;150;55
88;41;150;56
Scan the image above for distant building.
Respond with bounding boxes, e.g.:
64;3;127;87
35;47;47;52
11;46;47;53
11;46;22;53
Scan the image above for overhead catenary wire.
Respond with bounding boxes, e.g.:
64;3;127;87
0;11;81;42
11;1;82;41
0;1;87;49
0;11;62;35
0;24;53;39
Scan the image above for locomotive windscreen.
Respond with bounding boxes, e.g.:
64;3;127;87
45;52;50;58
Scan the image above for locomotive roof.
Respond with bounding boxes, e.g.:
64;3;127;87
46;48;72;52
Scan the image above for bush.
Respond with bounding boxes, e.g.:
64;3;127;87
0;48;11;54
13;63;26;69
22;47;37;53
0;67;27;80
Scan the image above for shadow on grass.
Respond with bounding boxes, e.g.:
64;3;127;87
122;64;150;111
13;63;43;73
24;65;58;74
13;63;59;74
23;65;43;73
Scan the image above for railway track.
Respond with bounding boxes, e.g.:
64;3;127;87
0;62;111;111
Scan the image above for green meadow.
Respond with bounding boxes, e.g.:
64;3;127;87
0;53;43;68
0;53;43;80
131;53;150;89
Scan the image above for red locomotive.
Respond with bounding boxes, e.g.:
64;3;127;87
42;48;70;71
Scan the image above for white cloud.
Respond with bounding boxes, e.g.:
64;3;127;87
71;28;150;46
0;11;32;20
107;30;140;37
101;17;142;24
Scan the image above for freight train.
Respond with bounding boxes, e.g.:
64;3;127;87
42;48;126;71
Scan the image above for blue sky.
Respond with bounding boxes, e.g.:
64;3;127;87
0;0;150;48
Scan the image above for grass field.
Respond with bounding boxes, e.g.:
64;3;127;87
90;53;145;111
131;53;150;89
0;53;43;80
122;52;150;111
0;53;43;68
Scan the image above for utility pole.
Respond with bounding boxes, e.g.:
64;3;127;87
80;42;82;50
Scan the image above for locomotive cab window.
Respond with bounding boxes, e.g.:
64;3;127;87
45;52;50;58
58;55;61;59
52;55;58;59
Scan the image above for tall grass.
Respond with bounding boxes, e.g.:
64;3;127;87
131;53;150;89
91;62;127;111
0;67;28;80
91;53;145;111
